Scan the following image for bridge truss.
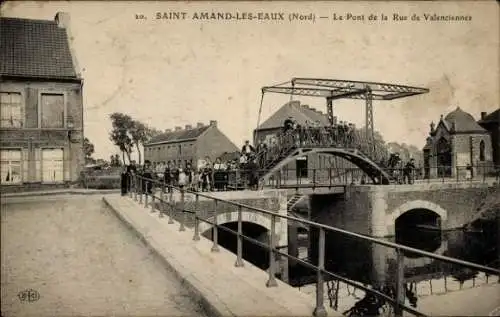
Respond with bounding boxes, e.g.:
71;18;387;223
257;78;429;156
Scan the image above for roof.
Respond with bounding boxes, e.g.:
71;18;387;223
442;107;487;134
146;125;211;145
478;109;499;124
0;17;78;79
257;100;330;130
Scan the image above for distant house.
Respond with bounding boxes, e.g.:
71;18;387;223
0;13;84;190
478;109;499;167
423;107;493;179
144;120;239;168
253;100;355;182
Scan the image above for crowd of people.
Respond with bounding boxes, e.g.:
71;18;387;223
119;116;419;195
119;149;263;196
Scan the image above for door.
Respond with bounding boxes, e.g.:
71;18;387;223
42;149;64;183
296;156;308;178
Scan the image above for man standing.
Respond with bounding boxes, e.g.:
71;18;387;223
241;140;255;158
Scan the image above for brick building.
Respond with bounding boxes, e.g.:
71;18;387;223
253;100;355;182
144;120;238;168
478;109;499;167
0;13;84;190
423;107;493;179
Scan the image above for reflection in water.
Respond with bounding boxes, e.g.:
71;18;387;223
303;218;498;315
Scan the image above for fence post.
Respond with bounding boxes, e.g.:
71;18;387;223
211;199;220;252
179;188;186;231
139;178;143;204
313;227;327;317
329;167;332;187
127;174;133;198
168;187;174;224
193;193;200;241
394;248;405;317
151;181;156;212
266;214;278;287
144;182;149;208
159;183;165;218
235;205;244;267
134;175;138;201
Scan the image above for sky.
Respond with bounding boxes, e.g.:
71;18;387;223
2;1;499;160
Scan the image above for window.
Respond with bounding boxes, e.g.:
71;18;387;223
0;92;23;128
40;93;64;128
42;149;64;182
0;150;22;184
479;140;485;161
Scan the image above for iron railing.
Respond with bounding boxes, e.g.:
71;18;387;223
126;174;499;317
166;165;499;193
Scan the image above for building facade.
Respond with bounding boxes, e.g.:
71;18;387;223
423;107;493;179
0;13;84;190
478;109;500;167
144;120;239;168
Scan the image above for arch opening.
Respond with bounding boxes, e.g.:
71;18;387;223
263;148;392;185
395;208;442;258
202;222;270;270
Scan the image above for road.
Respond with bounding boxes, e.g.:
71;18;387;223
1;195;207;317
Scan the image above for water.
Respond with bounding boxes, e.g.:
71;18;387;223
291;220;498;315
1;195;207;317
302;221;498;286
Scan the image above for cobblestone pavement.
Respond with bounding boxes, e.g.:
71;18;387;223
1;195;207;317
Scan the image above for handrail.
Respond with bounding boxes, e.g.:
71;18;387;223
128;174;499;317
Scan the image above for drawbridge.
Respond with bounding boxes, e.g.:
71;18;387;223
253;78;430;184
255;129;394;184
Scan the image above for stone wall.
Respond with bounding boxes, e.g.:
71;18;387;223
309;182;492;239
154;190;288;247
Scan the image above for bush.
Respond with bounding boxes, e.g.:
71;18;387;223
80;170;121;189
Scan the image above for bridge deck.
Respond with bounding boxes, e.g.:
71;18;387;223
104;194;341;317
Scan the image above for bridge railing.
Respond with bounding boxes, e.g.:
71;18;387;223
127;174;499;317
254;127;388;171
202;164;499;192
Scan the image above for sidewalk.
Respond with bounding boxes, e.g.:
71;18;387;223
1;188;119;198
104;194;340;317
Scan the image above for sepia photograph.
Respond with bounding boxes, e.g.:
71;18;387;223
1;1;499;316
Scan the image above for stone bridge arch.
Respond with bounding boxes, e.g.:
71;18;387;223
386;200;448;237
198;211;273;234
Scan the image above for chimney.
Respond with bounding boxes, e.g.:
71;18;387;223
196;122;204;128
481;112;487;120
209;120;217;127
55;12;70;28
165;129;172;133
175;126;182;131
185;124;192;130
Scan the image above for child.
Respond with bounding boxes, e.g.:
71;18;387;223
178;168;187;190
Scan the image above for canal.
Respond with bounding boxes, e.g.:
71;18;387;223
1;195;207;317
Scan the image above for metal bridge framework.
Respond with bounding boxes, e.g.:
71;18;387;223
257;78;429;156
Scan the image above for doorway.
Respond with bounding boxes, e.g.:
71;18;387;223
296;156;308;178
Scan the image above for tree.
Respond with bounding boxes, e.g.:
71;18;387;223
109;112;134;163
145;126;163;142
129;120;148;165
83;137;95;164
